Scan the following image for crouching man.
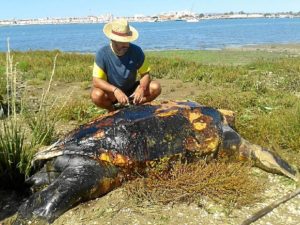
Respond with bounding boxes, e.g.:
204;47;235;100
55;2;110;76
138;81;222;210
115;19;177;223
91;19;161;111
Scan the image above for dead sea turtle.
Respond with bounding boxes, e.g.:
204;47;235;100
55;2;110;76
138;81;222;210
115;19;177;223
14;100;298;224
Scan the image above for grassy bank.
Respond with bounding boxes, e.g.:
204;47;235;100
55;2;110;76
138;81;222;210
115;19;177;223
0;50;299;150
0;48;291;84
0;49;299;189
146;49;290;65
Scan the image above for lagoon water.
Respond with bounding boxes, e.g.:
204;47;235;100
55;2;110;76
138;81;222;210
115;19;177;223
0;18;300;52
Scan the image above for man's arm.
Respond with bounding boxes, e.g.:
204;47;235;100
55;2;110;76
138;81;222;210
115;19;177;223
132;73;151;104
92;77;115;93
133;51;152;104
92;77;129;105
139;73;151;91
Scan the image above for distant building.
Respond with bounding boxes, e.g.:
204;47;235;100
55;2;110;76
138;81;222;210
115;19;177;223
0;11;299;26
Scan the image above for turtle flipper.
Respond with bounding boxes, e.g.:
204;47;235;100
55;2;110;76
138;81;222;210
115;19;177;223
14;156;120;224
239;138;299;182
26;165;61;192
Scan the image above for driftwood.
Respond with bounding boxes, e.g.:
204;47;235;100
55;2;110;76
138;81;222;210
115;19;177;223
241;187;300;225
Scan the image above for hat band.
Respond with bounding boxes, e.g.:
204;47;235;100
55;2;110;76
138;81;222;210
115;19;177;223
112;30;132;37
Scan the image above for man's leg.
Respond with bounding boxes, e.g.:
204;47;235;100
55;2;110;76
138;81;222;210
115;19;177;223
142;80;161;103
91;88;116;112
92;81;161;110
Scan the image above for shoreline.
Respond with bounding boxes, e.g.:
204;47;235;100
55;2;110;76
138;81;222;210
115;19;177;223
1;43;300;54
1;17;300;27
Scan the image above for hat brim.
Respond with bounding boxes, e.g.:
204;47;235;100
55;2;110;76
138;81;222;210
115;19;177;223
103;23;139;42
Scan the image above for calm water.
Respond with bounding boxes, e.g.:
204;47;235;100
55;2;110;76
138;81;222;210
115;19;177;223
0;18;300;52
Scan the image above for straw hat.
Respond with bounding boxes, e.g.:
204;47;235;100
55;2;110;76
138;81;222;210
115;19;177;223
103;19;139;42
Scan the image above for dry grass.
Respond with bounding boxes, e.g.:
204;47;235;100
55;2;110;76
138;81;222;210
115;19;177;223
125;160;264;209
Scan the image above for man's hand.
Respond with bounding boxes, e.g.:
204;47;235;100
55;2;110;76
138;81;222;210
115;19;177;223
113;88;129;105
132;86;146;105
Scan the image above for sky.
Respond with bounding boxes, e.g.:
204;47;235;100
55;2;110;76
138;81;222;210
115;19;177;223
0;0;299;20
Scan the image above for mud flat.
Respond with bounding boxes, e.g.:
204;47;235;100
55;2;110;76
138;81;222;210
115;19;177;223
227;43;300;55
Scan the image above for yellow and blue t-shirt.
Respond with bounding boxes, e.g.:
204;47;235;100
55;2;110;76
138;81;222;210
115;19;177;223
93;43;150;93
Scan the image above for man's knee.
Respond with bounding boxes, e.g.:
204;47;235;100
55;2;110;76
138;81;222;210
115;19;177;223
150;81;161;97
91;88;106;105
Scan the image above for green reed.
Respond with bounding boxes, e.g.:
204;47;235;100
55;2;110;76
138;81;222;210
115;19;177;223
0;48;60;189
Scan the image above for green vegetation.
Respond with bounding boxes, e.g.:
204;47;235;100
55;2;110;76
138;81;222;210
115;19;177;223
0;119;30;188
58;98;106;122
0;48;299;193
0;65;5;95
0;52;61;189
146;49;288;65
0;50;93;83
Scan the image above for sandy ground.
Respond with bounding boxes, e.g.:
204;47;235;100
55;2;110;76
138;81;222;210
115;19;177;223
52;172;300;225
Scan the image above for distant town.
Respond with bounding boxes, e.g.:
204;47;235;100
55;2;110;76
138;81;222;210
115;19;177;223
1;11;300;26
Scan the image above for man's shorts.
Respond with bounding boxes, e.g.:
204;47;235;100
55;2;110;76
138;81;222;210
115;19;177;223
124;81;140;97
113;81;140;105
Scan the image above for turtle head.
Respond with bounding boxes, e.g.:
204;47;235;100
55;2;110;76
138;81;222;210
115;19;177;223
239;138;299;182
